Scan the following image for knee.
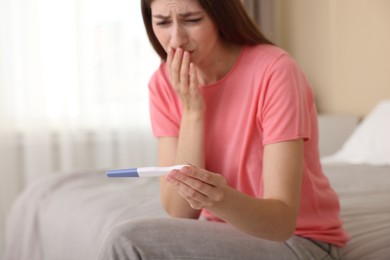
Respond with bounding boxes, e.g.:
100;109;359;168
98;219;146;260
98;219;165;260
108;219;145;242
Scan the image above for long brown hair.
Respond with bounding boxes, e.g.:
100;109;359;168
141;0;273;60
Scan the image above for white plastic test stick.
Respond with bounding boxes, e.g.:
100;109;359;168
106;165;188;178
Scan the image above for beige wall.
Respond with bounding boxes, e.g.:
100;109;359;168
272;0;390;117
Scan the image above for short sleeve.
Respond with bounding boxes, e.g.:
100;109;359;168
258;54;313;145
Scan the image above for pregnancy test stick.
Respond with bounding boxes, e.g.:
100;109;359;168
106;165;188;177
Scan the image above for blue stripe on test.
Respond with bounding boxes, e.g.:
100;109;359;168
106;168;139;177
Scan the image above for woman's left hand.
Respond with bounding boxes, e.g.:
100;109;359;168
166;165;227;210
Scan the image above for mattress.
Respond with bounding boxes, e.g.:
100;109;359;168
4;162;390;260
322;163;390;260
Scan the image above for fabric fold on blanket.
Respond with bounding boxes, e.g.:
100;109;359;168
5;170;167;260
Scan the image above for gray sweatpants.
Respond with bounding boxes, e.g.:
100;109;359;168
97;218;341;260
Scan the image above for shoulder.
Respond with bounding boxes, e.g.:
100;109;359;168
148;62;181;111
243;44;286;61
237;44;304;81
148;62;174;95
149;62;169;87
242;45;299;69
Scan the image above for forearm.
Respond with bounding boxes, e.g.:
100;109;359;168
207;186;298;242
160;110;205;218
175;110;205;167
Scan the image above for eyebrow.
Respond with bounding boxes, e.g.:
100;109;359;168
152;11;203;19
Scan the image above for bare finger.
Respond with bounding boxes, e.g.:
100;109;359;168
170;48;183;87
180;51;190;89
171;168;224;202
189;63;198;91
166;47;174;68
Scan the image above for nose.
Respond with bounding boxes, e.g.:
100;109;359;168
170;24;188;49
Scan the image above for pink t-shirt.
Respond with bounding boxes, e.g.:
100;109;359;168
148;44;349;246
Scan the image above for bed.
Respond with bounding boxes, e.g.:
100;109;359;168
4;100;390;260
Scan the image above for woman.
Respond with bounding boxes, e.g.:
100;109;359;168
99;0;348;259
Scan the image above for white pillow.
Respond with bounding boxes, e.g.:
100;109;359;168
322;100;390;165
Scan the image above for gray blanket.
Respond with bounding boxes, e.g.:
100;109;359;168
4;163;390;260
5;171;167;260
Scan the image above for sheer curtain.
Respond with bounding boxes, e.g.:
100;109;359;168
0;0;159;255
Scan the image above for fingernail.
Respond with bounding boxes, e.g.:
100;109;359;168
182;166;192;174
171;169;180;178
166;174;173;182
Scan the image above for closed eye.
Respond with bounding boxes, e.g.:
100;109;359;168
186;18;202;23
155;20;171;26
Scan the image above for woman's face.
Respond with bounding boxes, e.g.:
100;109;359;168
150;0;220;65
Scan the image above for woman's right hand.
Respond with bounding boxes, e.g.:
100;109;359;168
167;47;204;112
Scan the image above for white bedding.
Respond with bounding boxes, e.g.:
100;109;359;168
4;162;390;260
322;163;390;260
323;100;390;165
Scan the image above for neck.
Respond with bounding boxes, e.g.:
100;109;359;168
197;42;243;86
